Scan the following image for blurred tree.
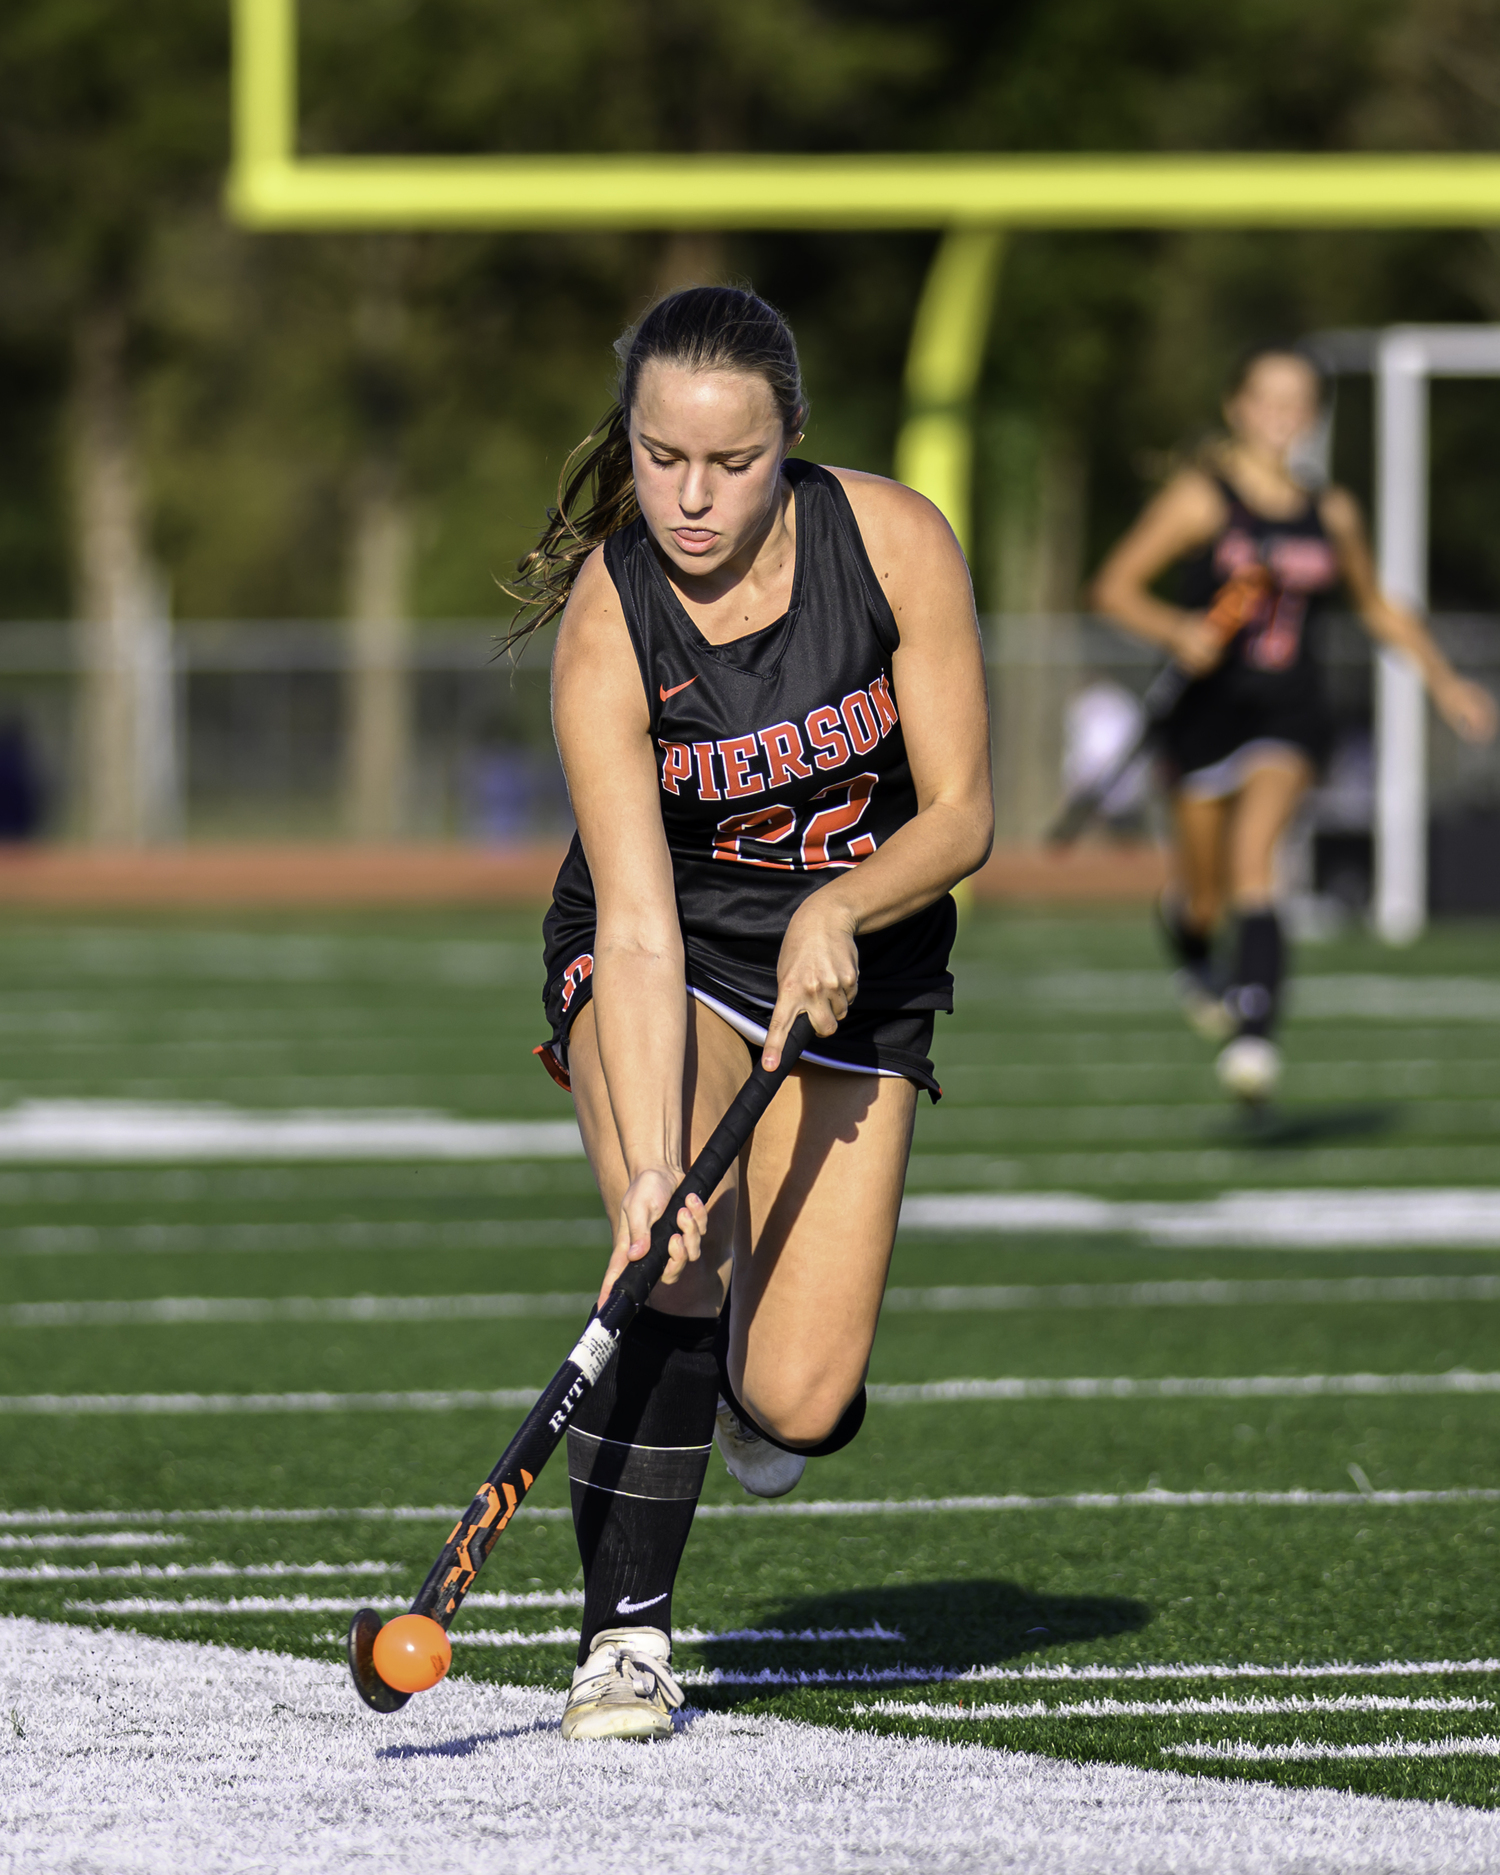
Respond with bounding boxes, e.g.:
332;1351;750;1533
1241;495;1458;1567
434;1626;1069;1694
0;0;224;841
4;0;1500;847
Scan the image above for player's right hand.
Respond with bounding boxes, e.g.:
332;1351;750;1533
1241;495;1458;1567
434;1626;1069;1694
1170;614;1231;676
597;1169;707;1310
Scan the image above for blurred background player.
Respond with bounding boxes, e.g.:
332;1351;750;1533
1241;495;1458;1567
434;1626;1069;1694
522;287;992;1738
1090;346;1496;1103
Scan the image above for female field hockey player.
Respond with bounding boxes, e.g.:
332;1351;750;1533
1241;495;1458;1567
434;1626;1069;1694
514;286;992;1738
1091;346;1495;1102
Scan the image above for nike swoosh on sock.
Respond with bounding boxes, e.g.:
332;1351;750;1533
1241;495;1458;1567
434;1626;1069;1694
616;1590;670;1616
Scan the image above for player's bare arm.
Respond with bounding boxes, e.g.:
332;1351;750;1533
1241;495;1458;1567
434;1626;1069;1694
1319;485;1497;744
1090;469;1231;674
552;549;708;1300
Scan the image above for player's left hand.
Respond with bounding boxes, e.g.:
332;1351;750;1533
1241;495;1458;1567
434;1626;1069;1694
1435;674;1498;744
763;894;859;1069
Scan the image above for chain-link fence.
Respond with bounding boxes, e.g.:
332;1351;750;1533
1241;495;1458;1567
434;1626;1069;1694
1;613;1497;909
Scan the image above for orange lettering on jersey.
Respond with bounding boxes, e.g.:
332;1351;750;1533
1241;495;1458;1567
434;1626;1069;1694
692;741;721;801
841;690;880;755
801;772;878;869
718;734;764;798
659;741;692;795
713;802;796;867
560;953;593;1014
869;673;899;735
804;704;851;771
758;721;812;789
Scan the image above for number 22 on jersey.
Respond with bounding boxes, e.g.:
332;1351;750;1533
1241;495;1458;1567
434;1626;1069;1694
712;774;879;871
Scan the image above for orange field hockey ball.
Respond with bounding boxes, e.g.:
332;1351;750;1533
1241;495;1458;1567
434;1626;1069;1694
372;1613;453;1693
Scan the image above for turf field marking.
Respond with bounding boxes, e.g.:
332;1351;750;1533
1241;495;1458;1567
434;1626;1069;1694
900;1188;1500;1245
1166;1735;1500;1761
866;1371;1500;1403
14;1274;1500;1329
0;1221;603;1258
444;1623;904;1648
0;1101;583;1163
863;1695;1492;1719
1;1291;597;1324
907;1146;1500;1190
9;1488;1500;1530
685;1661;1500;1689
0;1531;183;1551
9;1370;1498;1414
0;1561;396;1583
1010;968;1500;1021
66;1589;585;1614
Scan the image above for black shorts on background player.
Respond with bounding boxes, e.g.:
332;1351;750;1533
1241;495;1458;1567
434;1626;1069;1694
539;459;954;1097
1162;476;1342;784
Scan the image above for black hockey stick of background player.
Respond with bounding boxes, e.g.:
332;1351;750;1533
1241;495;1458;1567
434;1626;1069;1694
348;1011;816;1712
1044;658;1190;848
1045;564;1272;849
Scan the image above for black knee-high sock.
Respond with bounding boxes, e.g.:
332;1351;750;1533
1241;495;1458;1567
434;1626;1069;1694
567;1306;718;1665
1229;908;1285;1039
714;1302;867;1458
1159;897;1213;974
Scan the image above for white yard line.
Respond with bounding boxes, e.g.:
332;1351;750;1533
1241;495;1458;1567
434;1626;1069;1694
1168;1735;1500;1762
6;1488;1500;1531
864;1695;1491;1720
866;1372;1500;1403
6;1371;1499;1414
0;1531;183;1551
900;1188;1500;1246
0;1101;583;1163
64;1590;584;1615
12;1274;1500;1328
7;1618;1498;1875
0;1222;601;1259
685;1662;1500;1690
1;1290;598;1323
447;1623;902;1648
1012;968;1500;1021
0;1562;395;1584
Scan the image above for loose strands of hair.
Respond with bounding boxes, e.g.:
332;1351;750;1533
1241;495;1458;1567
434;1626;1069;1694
500;286;805;654
500;408;639;650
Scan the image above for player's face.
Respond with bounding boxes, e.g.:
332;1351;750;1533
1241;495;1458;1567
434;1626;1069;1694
1225;356;1321;462
629;362;793;576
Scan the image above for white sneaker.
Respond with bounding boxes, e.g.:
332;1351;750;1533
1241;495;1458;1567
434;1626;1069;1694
560;1626;684;1741
715;1396;806;1499
1171;968;1234;1042
1216;1035;1282;1103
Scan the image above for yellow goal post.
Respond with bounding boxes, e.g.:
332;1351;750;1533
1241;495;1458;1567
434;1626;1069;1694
228;0;1500;551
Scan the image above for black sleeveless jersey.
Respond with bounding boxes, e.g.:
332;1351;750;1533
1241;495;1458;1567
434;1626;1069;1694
1164;475;1344;774
546;459;955;1014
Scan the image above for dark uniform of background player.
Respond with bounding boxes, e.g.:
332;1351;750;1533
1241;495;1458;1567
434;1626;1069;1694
1091;346;1495;1102
511;286;993;1737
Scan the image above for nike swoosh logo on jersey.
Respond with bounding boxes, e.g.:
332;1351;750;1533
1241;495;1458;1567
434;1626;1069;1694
659;677;698;700
616;1590;670;1615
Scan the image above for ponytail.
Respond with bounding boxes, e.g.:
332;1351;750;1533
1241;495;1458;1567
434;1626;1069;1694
503;285;805;650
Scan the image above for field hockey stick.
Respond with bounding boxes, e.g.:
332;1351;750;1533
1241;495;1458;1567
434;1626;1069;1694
349;1011;817;1713
1045;565;1273;849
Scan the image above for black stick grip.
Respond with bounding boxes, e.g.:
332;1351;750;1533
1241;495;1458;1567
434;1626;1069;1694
407;1012;815;1628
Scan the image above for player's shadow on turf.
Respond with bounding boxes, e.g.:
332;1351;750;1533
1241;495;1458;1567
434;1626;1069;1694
707;1578;1150;1674
375;1721;551;1760
1214;1103;1400;1149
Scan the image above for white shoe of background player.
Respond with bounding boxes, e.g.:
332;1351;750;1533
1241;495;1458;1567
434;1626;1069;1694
715;1396;806;1499
1171;967;1235;1043
560;1626;684;1740
1216;1034;1282;1103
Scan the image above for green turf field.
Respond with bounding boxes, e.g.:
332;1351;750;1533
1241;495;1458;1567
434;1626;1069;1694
2;905;1497;1809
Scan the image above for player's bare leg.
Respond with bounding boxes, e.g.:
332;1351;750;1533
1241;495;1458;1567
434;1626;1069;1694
1216;753;1313;1101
